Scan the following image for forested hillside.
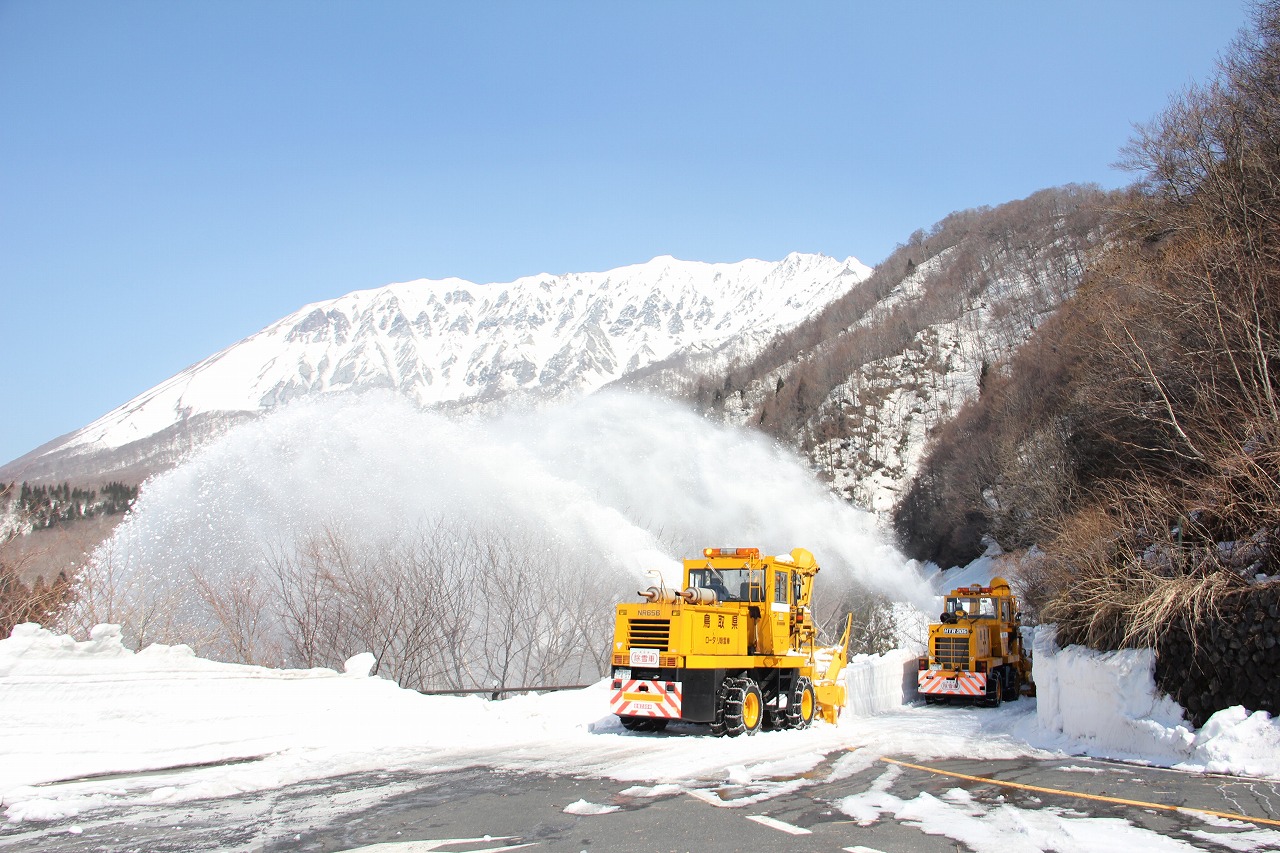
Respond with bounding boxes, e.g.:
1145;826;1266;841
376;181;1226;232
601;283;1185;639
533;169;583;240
1;481;136;533
668;185;1116;514
897;2;1280;666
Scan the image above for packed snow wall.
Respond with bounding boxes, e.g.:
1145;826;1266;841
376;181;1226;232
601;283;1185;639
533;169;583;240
842;648;918;716
1154;580;1280;726
1033;624;1280;776
1032;625;1194;759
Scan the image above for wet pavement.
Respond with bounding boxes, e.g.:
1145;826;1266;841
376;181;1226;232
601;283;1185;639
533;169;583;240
4;751;1280;852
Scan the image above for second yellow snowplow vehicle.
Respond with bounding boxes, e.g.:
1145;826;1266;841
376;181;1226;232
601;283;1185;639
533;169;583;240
609;547;851;736
917;576;1032;706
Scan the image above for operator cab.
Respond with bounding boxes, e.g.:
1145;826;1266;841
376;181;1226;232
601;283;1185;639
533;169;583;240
940;585;1012;624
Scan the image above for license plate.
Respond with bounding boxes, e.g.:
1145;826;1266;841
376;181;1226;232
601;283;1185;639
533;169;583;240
629;648;660;667
615;668;631;681
944;679;959;689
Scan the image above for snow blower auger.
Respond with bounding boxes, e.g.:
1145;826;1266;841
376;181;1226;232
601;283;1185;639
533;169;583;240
608;548;852;736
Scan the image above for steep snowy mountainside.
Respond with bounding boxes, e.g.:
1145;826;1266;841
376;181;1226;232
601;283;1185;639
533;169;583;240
1;253;869;483
695;186;1117;521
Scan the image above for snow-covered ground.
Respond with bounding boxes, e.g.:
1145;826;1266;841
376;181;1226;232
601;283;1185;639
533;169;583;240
4;620;1279;850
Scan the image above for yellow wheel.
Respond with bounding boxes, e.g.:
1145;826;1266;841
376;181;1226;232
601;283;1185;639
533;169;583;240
719;677;764;737
742;685;762;732
798;679;816;727
740;680;764;735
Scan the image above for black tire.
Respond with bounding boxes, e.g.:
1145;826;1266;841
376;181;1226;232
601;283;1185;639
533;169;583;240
987;671;1003;708
718;676;764;737
787;677;817;729
721;678;748;737
1002;666;1020;702
710;677;737;737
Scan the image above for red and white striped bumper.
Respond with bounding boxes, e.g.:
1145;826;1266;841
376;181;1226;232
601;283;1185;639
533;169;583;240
609;679;682;719
918;670;987;697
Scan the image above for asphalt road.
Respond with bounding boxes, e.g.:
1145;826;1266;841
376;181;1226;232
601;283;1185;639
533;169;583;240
4;751;1280;852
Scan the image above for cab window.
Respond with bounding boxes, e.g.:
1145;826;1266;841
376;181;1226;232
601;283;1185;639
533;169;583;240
687;568;763;602
946;596;996;617
774;570;790;604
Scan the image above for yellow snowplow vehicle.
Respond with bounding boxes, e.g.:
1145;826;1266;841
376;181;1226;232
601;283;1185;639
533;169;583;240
609;547;851;736
917;576;1032;706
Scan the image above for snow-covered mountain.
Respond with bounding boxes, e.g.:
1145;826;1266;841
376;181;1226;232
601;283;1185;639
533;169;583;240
1;253;870;482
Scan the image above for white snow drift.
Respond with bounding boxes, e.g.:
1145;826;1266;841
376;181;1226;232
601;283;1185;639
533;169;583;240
4;618;1279;831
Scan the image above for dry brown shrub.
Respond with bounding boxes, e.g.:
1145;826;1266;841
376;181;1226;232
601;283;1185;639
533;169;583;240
1039;488;1255;652
1044;559;1247;653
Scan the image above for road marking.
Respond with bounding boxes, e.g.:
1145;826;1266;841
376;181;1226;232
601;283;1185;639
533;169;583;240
746;814;812;835
879;757;1280;829
843;847;888;853
685;788;727;807
336;837;537;852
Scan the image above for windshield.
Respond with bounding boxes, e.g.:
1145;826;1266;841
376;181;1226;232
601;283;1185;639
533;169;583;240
687;568;763;602
945;596;998;618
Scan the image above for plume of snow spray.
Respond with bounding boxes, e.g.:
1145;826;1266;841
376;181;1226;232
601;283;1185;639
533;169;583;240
495;392;930;603
81;391;931;663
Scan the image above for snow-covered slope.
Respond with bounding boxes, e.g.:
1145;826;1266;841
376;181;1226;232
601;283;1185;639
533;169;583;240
4;253;869;480
707;187;1113;522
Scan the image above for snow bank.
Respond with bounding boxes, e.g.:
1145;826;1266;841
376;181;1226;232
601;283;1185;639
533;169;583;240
0;623;461;795
1032;625;1280;777
0;623;869;823
843;648;918;716
9;616;1279;830
1032;625;1194;759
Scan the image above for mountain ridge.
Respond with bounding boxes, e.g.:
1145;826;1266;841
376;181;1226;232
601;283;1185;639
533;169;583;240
1;252;870;484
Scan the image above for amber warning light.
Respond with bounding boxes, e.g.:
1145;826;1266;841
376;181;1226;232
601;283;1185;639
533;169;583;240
703;547;760;558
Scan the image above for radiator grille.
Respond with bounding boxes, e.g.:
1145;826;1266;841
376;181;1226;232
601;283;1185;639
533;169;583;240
612;652;679;667
932;635;970;669
628;618;671;651
660;654;678;667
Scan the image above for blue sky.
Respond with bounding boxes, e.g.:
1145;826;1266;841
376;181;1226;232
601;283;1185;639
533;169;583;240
0;1;1253;467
